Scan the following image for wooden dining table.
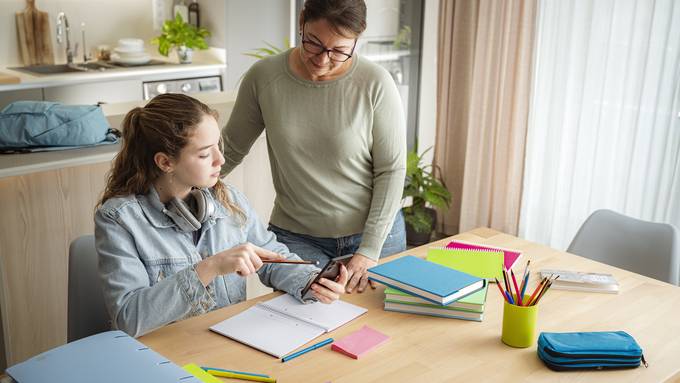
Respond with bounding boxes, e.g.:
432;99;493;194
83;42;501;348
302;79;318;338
139;227;680;382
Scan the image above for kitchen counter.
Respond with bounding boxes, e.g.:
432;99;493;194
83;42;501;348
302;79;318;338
0;91;236;179
0;49;226;92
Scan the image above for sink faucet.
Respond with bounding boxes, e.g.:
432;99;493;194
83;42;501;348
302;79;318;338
56;12;78;65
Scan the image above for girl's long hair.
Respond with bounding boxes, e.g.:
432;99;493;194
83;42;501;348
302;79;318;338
98;93;243;220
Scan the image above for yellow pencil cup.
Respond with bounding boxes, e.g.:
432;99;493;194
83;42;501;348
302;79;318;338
501;295;538;348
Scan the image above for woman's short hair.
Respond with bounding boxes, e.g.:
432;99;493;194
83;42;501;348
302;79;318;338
301;0;367;37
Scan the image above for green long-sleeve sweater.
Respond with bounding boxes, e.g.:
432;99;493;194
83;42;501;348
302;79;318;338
221;49;406;260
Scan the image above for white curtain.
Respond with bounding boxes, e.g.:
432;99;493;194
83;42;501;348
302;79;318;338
519;0;680;249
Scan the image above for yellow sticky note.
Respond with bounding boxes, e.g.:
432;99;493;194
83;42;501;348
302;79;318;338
183;363;223;383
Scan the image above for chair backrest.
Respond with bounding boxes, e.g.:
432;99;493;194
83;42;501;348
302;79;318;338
567;209;680;285
68;235;111;342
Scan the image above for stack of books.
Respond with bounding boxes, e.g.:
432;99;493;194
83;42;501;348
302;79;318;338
383;285;488;321
367;255;488;322
368;241;526;321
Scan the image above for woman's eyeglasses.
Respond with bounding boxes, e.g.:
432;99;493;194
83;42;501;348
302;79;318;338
301;24;357;63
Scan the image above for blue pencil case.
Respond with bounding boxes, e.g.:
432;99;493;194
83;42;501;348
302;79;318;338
537;331;648;371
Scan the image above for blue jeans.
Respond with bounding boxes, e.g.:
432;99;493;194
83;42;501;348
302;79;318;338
269;211;407;268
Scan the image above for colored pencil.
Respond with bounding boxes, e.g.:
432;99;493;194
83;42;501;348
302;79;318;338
511;270;522;305
494;277;510;303
526;277;547;306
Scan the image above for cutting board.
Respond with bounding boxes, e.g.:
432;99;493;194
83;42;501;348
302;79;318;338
16;0;55;65
0;72;21;84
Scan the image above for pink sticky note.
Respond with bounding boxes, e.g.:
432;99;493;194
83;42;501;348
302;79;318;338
446;240;522;270
331;326;389;359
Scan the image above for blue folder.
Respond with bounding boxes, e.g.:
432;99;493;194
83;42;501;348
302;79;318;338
368;255;486;305
6;330;200;383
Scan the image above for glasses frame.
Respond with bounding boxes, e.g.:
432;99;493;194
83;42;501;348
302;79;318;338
300;23;358;63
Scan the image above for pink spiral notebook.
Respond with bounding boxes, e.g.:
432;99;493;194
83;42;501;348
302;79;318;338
331;326;389;359
446;240;522;270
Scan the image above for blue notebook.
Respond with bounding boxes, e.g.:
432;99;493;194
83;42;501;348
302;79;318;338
368;255;486;305
6;331;201;383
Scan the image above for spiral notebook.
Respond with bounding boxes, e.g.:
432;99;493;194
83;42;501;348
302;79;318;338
210;294;367;358
446;240;522;270
427;248;504;281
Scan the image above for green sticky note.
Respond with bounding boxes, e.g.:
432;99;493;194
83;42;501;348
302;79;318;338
427;248;504;280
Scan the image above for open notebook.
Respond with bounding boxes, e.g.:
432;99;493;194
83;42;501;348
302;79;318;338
210;294;367;358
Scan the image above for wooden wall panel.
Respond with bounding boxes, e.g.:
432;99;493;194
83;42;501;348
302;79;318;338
0;161;110;367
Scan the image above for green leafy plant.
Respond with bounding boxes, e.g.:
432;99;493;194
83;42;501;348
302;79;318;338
402;147;452;233
243;39;291;59
152;13;210;56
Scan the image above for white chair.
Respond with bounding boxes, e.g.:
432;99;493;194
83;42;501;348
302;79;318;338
68;235;111;342
567;209;680;285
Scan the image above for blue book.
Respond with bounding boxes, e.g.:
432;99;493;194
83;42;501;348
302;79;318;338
6;331;201;383
368;255;486;305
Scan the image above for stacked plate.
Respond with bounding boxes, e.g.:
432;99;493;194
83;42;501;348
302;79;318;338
110;38;151;65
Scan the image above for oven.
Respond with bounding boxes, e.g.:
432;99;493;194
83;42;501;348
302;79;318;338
142;75;222;100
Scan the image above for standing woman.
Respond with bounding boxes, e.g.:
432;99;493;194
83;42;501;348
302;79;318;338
222;0;406;294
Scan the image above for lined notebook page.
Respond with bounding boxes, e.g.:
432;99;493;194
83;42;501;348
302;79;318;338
210;294;367;358
259;294;367;331
210;305;324;358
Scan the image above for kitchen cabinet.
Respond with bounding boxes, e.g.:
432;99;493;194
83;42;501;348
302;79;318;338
43;80;142;105
0;89;42;110
0;95;277;369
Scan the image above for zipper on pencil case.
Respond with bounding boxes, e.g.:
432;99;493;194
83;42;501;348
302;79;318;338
542;346;642;360
541;355;642;366
540;358;642;371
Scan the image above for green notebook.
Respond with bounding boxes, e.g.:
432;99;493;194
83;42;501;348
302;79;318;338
427;248;504;281
384;285;487;312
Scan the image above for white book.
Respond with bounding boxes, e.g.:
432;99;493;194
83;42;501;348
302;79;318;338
539;269;619;294
209;294;367;358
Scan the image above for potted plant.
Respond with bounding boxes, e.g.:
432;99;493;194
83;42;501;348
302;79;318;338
402;147;452;246
243;39;291;59
152;13;210;64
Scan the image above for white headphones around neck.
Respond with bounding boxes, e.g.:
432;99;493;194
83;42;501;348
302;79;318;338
166;188;216;232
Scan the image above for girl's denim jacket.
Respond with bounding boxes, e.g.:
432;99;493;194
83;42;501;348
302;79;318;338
95;183;319;337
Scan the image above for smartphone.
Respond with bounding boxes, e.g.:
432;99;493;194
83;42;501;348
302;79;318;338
301;254;353;302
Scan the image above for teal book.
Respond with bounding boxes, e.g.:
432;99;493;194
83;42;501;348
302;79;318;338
368;255;486;305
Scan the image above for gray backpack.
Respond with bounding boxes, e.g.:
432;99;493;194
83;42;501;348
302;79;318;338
0;101;119;153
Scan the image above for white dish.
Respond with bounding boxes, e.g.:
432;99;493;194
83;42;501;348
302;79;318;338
110;53;151;65
114;46;146;55
117;38;144;50
113;48;148;58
